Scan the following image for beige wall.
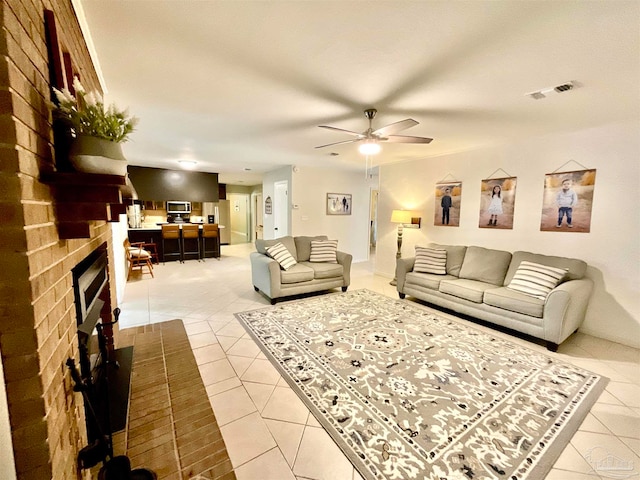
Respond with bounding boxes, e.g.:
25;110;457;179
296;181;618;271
377;121;640;348
0;1;117;478
290;166;377;263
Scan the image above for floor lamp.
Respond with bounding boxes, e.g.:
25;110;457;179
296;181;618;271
390;209;412;286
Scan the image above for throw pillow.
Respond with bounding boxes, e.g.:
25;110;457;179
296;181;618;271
414;247;447;275
507;261;567;299
266;242;297;270
309;240;338;263
127;247;151;258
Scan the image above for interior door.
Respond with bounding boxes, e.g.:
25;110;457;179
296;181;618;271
273;181;288;237
252;193;263;240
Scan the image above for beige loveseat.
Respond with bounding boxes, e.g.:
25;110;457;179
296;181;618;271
251;235;352;304
396;244;593;351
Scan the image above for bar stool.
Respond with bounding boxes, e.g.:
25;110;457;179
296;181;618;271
201;223;220;260
161;225;182;263
181;224;201;262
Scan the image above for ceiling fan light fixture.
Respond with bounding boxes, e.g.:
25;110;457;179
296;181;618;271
359;141;381;155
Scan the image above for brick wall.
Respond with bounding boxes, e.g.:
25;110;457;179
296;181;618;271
1;1;118;479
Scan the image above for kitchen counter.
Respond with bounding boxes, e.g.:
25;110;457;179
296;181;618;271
127;225;221;261
128;223;225;231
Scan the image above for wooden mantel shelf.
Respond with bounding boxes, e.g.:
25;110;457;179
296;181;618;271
40;172;128;239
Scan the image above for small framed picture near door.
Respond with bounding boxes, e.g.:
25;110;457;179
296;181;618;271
327;193;352;215
540;169;596;232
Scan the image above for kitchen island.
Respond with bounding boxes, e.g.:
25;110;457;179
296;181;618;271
128;224;221;261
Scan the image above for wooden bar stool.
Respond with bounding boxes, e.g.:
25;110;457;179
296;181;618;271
201;223;220;260
181;224;201;262
161;224;182;263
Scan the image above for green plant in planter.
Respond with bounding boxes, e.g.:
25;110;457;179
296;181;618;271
52;77;138;143
52;78;138;175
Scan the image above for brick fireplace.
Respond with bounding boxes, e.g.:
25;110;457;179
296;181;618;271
0;1;122;479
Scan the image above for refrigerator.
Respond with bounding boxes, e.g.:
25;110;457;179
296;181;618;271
203;201;231;244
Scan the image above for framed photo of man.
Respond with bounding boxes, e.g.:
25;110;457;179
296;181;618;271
479;177;517;229
540;169;596;232
434;182;462;227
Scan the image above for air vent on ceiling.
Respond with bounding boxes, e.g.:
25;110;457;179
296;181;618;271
526;81;576;99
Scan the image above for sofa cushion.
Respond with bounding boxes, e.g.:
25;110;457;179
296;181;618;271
484;287;545;318
301;261;344;280
504;251;587;284
280;263;315;284
414;247;447;274
294;235;329;262
266;242;297;270
310;240;338;263
439;279;495;303
428;243;467;276
458;246;512;286
256;236;298;261
506;261;567;299
406;272;458;290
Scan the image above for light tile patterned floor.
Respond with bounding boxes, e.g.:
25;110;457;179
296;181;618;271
119;243;640;480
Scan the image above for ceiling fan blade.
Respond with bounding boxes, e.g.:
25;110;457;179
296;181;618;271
318;125;363;137
372;118;418;137
384;135;433;144
315;139;360;149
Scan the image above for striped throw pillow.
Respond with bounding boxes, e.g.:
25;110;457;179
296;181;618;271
266;242;297;270
414;247;447;275
507;261;567;299
309;240;338;263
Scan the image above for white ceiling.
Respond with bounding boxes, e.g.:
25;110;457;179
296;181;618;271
78;1;639;186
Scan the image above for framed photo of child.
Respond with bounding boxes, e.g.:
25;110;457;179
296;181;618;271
540;169;596;232
479;177;517;229
434;182;462;227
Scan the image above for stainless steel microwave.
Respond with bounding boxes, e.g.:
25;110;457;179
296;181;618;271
166;201;191;214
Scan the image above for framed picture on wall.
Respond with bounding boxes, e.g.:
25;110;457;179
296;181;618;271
327;193;352;215
479;177;517;229
434;182;462;226
540;169;596;232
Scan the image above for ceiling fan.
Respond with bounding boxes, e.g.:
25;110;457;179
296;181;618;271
315;108;433;154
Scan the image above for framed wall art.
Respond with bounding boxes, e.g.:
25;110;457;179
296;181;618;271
434;182;462;227
479;177;517;229
327;193;352;215
540;169;596;232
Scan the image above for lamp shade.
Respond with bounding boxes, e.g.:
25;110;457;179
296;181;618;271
391;210;412;224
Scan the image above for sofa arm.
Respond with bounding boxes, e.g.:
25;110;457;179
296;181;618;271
250;252;282;298
396;257;416;292
543;278;593;344
336;251;353;287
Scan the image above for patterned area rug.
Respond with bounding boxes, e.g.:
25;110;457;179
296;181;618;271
235;290;608;480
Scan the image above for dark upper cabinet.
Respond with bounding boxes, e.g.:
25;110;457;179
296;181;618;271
128;166;220;202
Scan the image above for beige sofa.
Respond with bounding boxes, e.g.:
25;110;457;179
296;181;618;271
251;235;352;304
396;243;593;351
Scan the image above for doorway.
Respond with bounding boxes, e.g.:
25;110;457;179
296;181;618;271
274;181;288;237
228;193;250;244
